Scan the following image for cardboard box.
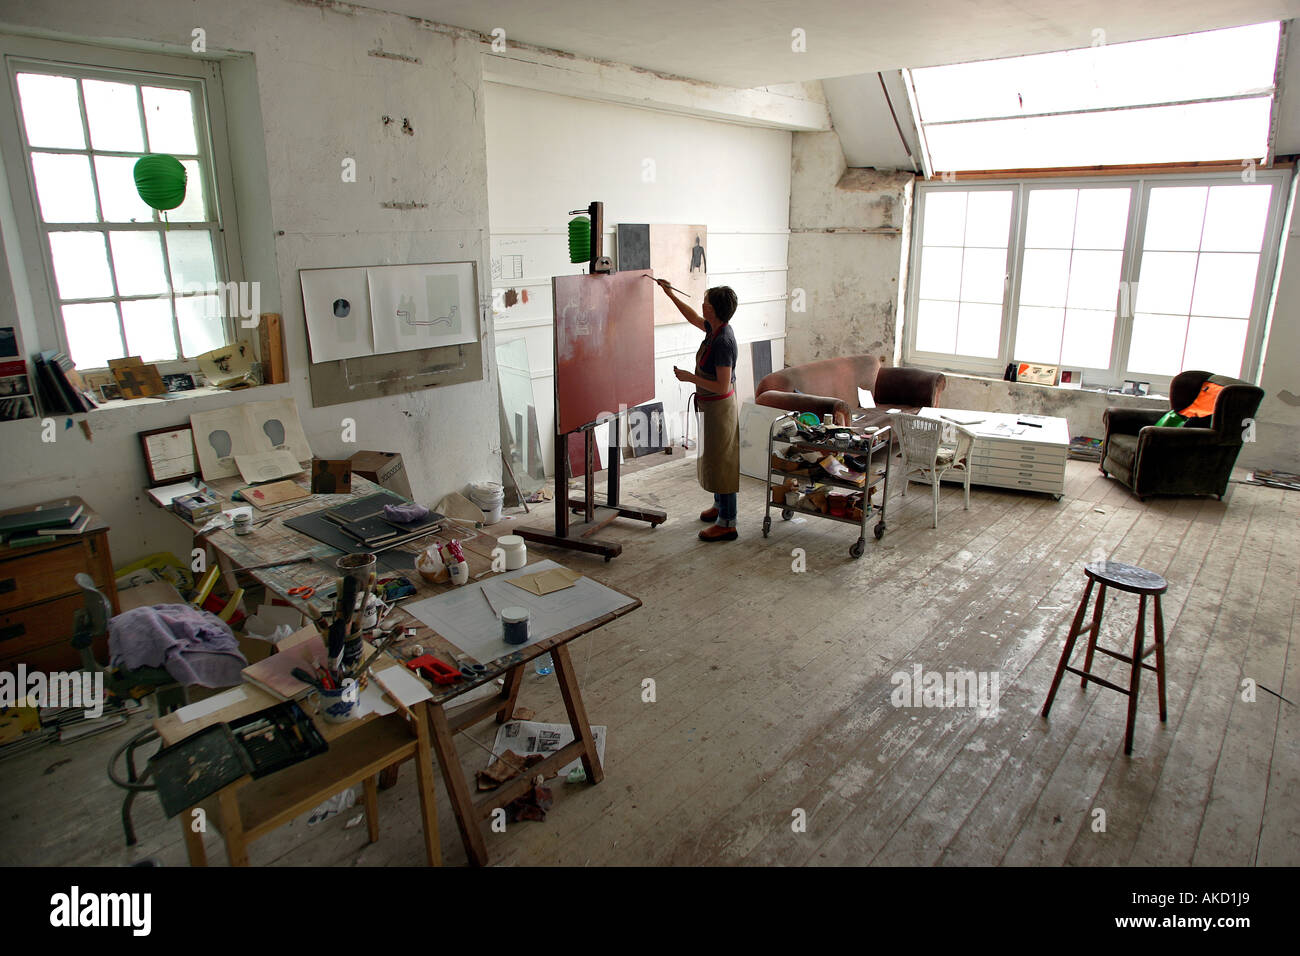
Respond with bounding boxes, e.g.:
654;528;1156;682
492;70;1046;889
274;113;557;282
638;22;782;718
350;451;412;498
173;492;222;523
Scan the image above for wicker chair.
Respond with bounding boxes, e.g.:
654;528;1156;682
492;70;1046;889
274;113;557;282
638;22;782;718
892;413;974;528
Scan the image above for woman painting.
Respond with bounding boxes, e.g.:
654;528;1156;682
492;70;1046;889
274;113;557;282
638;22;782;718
656;280;740;542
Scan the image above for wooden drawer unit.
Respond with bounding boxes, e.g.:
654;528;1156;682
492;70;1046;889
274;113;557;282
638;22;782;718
919;408;1070;499
0;498;116;672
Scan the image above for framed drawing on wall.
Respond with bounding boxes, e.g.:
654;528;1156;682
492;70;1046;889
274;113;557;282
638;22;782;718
139;424;199;487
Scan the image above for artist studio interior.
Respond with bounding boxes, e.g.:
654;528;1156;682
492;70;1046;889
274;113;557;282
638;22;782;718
0;0;1297;878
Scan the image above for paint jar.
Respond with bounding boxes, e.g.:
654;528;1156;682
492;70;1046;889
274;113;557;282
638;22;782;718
497;534;527;570
233;512;252;536
319;679;359;723
337;552;377;590
448;560;469;586
822;413;833;425
501;606;530;645
469;481;504;525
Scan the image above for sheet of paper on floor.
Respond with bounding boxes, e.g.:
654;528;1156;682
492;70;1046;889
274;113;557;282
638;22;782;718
490;719;606;778
402;559;635;663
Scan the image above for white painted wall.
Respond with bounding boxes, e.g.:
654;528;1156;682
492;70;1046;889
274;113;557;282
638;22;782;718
0;0;498;564
485;83;792;474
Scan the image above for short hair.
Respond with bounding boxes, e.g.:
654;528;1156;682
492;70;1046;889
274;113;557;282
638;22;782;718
706;286;738;323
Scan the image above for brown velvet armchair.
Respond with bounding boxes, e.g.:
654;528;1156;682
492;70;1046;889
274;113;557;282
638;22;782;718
1101;370;1264;500
755;354;946;427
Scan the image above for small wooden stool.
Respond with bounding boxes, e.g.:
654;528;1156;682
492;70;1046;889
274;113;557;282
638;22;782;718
1041;560;1168;754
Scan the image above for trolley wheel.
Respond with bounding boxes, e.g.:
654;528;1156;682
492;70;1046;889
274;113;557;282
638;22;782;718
762;516;771;537
874;522;886;540
849;539;866;559
781;508;793;521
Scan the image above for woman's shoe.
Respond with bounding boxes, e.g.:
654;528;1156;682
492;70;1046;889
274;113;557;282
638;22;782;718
698;525;738;542
699;507;719;522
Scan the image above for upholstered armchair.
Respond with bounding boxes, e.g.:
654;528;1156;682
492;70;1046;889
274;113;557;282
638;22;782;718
1101;370;1264;500
755;355;946;427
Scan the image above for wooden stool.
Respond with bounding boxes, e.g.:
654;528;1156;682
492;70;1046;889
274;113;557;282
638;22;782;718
1041;561;1168;754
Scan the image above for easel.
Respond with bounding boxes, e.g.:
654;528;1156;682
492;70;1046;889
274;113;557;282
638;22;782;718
515;201;666;561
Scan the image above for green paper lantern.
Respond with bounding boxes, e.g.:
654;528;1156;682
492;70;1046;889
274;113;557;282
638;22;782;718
133;154;187;212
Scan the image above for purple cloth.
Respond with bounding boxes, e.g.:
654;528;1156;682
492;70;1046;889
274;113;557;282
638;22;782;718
383;502;430;523
108;604;247;688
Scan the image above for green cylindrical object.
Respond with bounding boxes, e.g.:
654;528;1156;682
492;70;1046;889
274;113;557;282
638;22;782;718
133;154;187;212
567;216;591;264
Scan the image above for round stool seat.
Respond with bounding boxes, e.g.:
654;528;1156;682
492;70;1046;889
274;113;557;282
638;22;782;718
1083;560;1167;595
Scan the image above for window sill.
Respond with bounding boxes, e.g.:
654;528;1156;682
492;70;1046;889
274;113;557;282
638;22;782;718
932;369;1171;405
12;380;292;425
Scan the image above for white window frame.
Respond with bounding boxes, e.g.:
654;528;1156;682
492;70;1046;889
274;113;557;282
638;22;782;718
0;34;244;372
903;169;1291;391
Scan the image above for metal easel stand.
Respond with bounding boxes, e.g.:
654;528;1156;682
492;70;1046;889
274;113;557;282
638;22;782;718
512;200;666;561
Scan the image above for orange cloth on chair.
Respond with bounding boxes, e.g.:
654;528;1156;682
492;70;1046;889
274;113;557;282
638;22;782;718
1178;381;1222;419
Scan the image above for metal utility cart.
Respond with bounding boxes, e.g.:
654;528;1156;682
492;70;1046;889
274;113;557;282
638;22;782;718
762;413;891;558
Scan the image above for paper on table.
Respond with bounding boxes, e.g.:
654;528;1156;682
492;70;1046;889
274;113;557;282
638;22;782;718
371;665;432;708
175;686;248;723
506;566;581;596
147;480;203;507
357;682;395;718
404;560;635;663
301;266;375;363
857;388;875;409
234;450;306;484
241;479;310;509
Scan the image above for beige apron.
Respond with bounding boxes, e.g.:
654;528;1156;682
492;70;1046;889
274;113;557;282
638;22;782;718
696;391;740;494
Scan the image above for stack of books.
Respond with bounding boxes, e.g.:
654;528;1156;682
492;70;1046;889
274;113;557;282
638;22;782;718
323;493;441;547
1068;436;1104;462
33;351;96;414
0;503;90;547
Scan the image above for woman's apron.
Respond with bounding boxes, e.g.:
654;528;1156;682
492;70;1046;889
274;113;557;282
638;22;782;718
694;332;740;495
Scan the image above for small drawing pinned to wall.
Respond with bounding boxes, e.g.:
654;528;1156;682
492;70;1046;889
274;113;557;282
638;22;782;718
333;299;350;318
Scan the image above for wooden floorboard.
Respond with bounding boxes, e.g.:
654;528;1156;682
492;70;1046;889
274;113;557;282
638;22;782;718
0;459;1294;867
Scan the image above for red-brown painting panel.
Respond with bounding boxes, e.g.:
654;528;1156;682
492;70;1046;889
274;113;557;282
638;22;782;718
554;269;654;435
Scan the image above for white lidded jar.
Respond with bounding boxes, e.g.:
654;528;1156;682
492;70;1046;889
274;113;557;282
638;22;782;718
497;534;527;570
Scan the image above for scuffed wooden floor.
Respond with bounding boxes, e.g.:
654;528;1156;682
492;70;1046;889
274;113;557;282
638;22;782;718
1;457;1295;867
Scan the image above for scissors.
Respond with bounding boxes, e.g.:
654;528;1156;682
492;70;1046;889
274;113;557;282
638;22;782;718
287;585;317;599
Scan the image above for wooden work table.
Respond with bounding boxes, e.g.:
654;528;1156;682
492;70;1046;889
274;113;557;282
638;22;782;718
154;474;642;865
154;664;439;867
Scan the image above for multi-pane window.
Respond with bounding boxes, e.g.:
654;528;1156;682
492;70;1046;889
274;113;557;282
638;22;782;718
1130;184;1273;378
10;58;232;371
905;173;1287;387
1014;187;1130;370
914;189;1012;359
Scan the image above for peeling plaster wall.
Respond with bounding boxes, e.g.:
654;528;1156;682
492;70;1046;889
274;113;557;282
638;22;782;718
0;0;497;563
787;130;912;364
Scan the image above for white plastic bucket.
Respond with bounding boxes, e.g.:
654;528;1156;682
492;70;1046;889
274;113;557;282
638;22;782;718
469;481;504;524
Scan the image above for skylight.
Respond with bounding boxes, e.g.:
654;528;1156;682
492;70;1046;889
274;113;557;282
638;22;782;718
908;22;1282;173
